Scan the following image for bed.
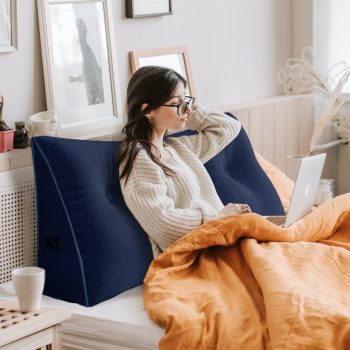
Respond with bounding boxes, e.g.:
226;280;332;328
3;94;337;349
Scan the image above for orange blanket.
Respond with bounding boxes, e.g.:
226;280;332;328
144;156;350;349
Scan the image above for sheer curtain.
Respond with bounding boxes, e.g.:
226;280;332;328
313;0;350;93
312;0;350;195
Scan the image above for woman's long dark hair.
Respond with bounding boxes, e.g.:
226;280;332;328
118;66;187;184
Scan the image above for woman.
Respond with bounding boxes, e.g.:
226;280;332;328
119;66;251;257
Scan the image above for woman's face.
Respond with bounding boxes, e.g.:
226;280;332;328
148;83;191;132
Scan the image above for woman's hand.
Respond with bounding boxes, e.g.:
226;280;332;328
218;203;252;218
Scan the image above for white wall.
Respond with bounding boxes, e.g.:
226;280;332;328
0;0;46;127
313;0;350;92
0;0;291;129
292;0;312;57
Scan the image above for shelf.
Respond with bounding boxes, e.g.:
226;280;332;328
0;147;32;172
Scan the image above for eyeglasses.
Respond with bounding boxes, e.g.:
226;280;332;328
161;96;195;116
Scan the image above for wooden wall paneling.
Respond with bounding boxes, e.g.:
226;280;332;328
261;105;275;164
298;97;314;156
249;107;263;154
234;109;250;136
274;102;287;174
286;99;300;180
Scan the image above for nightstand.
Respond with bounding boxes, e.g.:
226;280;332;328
0;300;71;350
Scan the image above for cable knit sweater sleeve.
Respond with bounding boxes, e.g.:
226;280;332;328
178;104;241;163
120;151;216;252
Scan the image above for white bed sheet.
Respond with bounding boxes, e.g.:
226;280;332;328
0;282;163;350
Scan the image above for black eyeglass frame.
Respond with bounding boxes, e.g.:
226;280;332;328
161;96;195;116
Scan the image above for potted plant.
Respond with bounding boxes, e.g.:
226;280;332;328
0;95;14;153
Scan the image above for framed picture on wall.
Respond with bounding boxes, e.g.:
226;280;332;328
37;0;123;139
129;46;195;96
126;0;172;19
0;0;17;53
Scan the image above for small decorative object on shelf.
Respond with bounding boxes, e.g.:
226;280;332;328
13;121;28;149
314;179;335;206
0;130;14;153
28;111;57;137
0;95;14;153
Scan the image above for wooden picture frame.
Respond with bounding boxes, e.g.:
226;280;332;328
126;0;172;18
37;0;123;139
129;46;195;97
0;0;17;53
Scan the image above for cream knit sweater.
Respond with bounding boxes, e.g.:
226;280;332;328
119;104;241;257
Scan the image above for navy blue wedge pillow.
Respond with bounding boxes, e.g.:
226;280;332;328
31;113;284;306
32;137;154;307
172;113;285;215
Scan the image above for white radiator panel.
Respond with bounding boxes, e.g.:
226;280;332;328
224;94;314;180
0;167;37;284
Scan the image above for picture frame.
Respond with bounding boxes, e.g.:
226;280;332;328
37;0;123;139
0;0;18;53
126;0;172;19
129;46;195;96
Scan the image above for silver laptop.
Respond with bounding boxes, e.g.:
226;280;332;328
265;153;326;228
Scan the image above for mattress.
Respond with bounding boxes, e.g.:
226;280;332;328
0;282;164;350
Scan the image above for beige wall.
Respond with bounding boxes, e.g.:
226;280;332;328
0;0;292;129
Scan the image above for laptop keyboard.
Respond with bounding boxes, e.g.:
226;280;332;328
266;216;286;226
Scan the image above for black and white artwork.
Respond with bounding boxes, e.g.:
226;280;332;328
68;18;105;106
38;0;122;138
49;2;113;126
126;0;172;18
